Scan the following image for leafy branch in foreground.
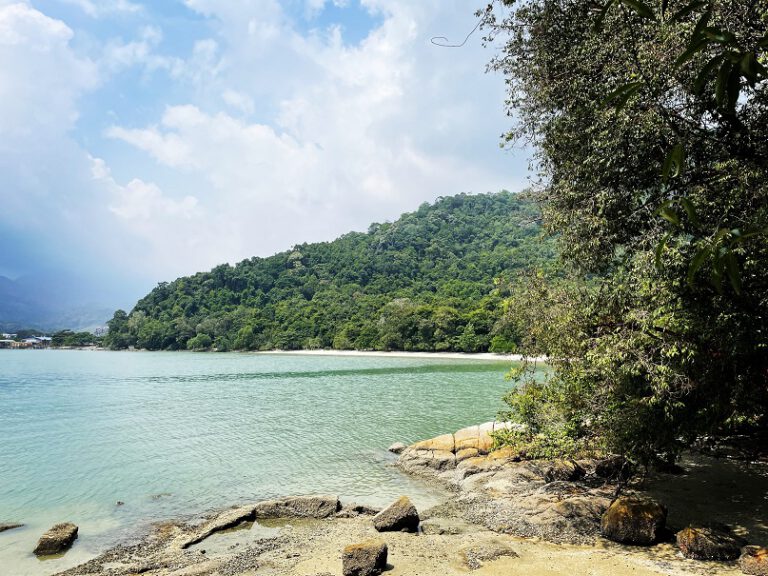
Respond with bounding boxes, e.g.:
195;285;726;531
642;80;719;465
480;0;767;465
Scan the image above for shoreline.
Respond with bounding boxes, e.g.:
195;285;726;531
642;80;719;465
255;349;548;362
12;347;549;362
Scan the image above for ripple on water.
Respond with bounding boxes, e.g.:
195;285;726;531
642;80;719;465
0;350;517;575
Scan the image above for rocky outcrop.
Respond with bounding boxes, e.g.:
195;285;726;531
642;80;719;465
252;495;340;519
372;496;419;532
342;539;388;576
180;495;340;548
33;522;78;556
0;523;23;533
397;430;615;544
676;525;746;560
400;422;519;477
600;497;667;545
337;504;381;518
388;442;406;454
740;546;768;575
459;539;518;570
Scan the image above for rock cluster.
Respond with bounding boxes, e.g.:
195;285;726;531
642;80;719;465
33;522;79;556
180;495;340;548
372;496;419;532
397;423;619;544
740;546;768;575
676;525;746;561
342;539;388;576
0;522;23;533
600;497;667;545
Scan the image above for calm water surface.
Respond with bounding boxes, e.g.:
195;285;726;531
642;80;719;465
0;350;515;575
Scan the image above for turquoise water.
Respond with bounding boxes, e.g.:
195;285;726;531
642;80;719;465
0;350;515;575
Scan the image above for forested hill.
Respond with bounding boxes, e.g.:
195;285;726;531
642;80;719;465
105;192;555;352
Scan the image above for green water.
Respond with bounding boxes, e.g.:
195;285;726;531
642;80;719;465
0;350;515;575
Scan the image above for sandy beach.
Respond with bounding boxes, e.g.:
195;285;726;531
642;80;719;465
258;349;548;362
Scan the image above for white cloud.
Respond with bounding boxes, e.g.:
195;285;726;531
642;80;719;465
0;3;97;141
61;0;143;18
1;0;528;296
105;0;520;271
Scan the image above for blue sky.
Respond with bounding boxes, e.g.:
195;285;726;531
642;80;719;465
0;0;531;310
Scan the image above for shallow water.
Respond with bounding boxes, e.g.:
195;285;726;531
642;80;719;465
0;349;515;575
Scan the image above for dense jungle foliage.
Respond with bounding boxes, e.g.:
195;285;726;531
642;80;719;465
482;0;767;465
105;192;555;353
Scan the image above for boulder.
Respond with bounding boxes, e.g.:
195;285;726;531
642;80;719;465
388;442;406;454
455;425;481;451
456;448;480;462
342;539;388;576
180;504;258;548
459;539;518;570
0;523;23;533
372;496;419;532
676;525;746;561
477;421;495;453
595;455;630;481
33;523;78;556
253;495;340;519
740;546;768;575
337;504;381;518
543;460;586;483
411;433;454;453
600;497;667;545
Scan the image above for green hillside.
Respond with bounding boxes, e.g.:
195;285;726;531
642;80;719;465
105;192;555;352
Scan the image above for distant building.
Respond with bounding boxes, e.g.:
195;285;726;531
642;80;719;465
1;333;17;339
0;339;14;349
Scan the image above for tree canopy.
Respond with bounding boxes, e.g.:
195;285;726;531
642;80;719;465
481;0;768;464
105;192;556;353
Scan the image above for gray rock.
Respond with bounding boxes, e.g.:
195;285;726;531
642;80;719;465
342;539;387;576
372;496;419;532
337;504;381;518
0;523;23;533
180;504;258;548
180;495;340;549
253;495;340;519
33;523;78;556
740;546;768;575
388;442;406;454
600;497;667;545
543;460;586;483
459;539;518;570
676;525;746;561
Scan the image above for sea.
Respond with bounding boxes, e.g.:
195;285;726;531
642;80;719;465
0;349;516;575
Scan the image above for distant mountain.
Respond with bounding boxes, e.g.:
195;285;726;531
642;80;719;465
105;191;557;352
0;272;113;332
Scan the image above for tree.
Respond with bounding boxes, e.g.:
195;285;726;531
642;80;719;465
480;0;768;464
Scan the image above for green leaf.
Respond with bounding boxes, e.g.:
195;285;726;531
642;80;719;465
702;27;736;44
726;65;741;110
621;0;656;20
658;202;681;227
593;0;617;31
675;36;710;68
740;52;767;84
687;247;710;286
693;54;725;94
715;58;731;106
723;250;742;294
655;233;672;268
680;197;699;226
601;81;644;109
669;0;708;23
662;143;685;182
692;9;711;38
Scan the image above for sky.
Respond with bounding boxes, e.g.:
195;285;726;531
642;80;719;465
0;0;531;310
